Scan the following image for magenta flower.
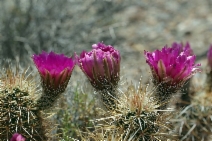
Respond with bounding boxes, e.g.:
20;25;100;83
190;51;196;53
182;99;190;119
207;45;212;69
32;51;75;92
10;133;25;141
77;42;120;90
144;42;200;85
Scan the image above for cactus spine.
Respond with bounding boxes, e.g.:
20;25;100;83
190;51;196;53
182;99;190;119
0;67;49;140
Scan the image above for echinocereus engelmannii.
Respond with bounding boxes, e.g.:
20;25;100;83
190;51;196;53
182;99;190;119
144;42;200;108
77;42;120;110
32;51;75;109
0;66;50;140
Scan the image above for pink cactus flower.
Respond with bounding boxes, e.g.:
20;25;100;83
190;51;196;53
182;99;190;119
144;42;200;85
32;51;75;92
10;133;25;141
207;45;212;69
77;42;120;90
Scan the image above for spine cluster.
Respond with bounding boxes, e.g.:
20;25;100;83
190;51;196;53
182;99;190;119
0;68;48;140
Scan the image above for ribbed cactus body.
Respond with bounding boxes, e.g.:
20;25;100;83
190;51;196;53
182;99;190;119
82;83;176;141
177;105;212;141
0;68;48;140
175;92;212;141
115;111;159;140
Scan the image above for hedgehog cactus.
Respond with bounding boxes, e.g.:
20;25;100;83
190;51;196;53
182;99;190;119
83;82;177;141
175;91;212;141
0;67;49;140
77;42;121;110
144;42;200;109
174;47;212;141
114;83;176;140
32;51;75;110
0;41;207;140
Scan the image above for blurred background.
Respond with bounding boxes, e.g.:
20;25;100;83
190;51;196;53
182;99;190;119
1;0;212;82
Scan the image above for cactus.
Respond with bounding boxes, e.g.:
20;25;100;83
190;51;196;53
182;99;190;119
32;51;75;110
77;43;121;111
173;45;212;141
114;83;176;140
174;91;212;141
81;81;177;141
0;51;74;140
0;67;50;140
144;42;200;109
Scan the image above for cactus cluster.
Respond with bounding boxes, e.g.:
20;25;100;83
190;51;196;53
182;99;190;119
2;42;212;140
